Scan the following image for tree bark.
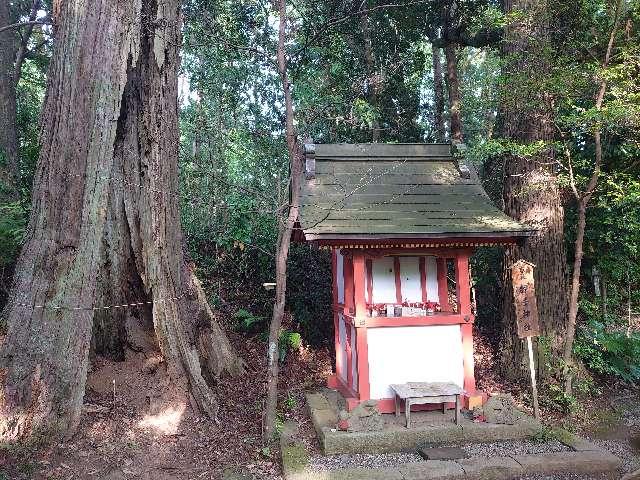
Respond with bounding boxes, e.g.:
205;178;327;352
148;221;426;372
444;42;462;142
498;0;568;382
263;0;302;443
0;0;19;201
0;0;242;441
563;201;586;392
432;46;445;142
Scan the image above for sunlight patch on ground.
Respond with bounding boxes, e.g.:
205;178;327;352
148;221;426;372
138;403;186;435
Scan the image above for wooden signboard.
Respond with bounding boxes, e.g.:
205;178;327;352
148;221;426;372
511;259;541;420
511;260;540;339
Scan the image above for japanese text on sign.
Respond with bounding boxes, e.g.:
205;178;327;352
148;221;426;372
511;260;540;338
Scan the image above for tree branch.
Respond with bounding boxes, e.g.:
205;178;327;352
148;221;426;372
0;20;51;35
14;0;43;85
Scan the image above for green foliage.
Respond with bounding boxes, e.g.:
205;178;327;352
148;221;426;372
286;244;332;348
281;442;309;474
278;330;302;363
259;446;272;458
283;393;297;411
0;202;27;266
532;426;575;445
574;317;640;382
233;309;264;333
544;383;579;414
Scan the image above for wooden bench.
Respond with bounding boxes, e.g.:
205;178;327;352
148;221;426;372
390;382;464;428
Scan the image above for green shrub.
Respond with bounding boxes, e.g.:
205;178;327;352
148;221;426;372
574;319;640;382
0;202;26;266
233;309;264;332
278;330;302;362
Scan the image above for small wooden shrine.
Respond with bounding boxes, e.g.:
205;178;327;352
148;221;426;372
296;143;534;412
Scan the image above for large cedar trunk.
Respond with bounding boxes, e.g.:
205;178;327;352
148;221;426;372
431;46;446;142
444;43;462;142
0;0;242;441
498;0;567;382
0;1;19;200
360;3;380;142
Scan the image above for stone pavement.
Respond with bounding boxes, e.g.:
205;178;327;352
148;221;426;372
285;448;621;480
287;391;623;480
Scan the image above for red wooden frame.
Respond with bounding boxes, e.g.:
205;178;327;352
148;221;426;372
436;257;449;311
317;236;521;249
365;259;373;305
331;250;344;383
352;253;370;400
419;257;427;303
393;257;402;304
328;247;479;411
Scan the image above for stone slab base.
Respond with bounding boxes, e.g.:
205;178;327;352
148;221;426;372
306;391;543;455
299;391;622;480
287;450;621;480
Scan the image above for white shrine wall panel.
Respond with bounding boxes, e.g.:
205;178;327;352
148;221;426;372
336;251;345;304
399;257;421;303
425;256;439;302
366;325;464;399
371;257;396;303
337;313;347;382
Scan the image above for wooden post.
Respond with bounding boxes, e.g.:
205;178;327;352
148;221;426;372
343;255;354;390
455;253;471;316
393;256;402;304
419;257;428;303
436;257;449;311
353;254;367;322
331;250;343;384
344;256;354;316
527;336;540;420
353;253;370;400
455;252;475;393
511;260;541;419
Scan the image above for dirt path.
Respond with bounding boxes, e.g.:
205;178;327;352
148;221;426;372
0;335;331;480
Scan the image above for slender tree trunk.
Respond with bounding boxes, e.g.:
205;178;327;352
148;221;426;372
0;1;19;201
498;0;568;382
14;0;42;87
562;2;620;394
360;4;379;142
563;201;586;393
432;46;445;142
444;42;462;142
263;0;302;443
0;0;242;441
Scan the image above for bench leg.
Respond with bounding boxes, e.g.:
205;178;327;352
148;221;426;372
442;401;446;414
406;399;411;429
455;395;460;425
395;395;400;418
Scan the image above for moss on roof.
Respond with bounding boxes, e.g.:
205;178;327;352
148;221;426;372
298;143;534;241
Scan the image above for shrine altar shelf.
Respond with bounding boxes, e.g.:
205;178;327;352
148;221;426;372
294;143;534;412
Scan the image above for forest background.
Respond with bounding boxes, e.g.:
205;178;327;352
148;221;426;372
0;0;640;476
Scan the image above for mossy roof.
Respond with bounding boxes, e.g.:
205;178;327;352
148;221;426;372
298;143;535;242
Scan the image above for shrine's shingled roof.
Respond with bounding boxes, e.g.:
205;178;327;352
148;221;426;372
298;143;535;242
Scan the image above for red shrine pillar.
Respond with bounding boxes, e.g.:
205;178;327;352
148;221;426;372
455;251;476;396
436;257;449;311
329;250;343;387
343;255;354;392
352;253;370;402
